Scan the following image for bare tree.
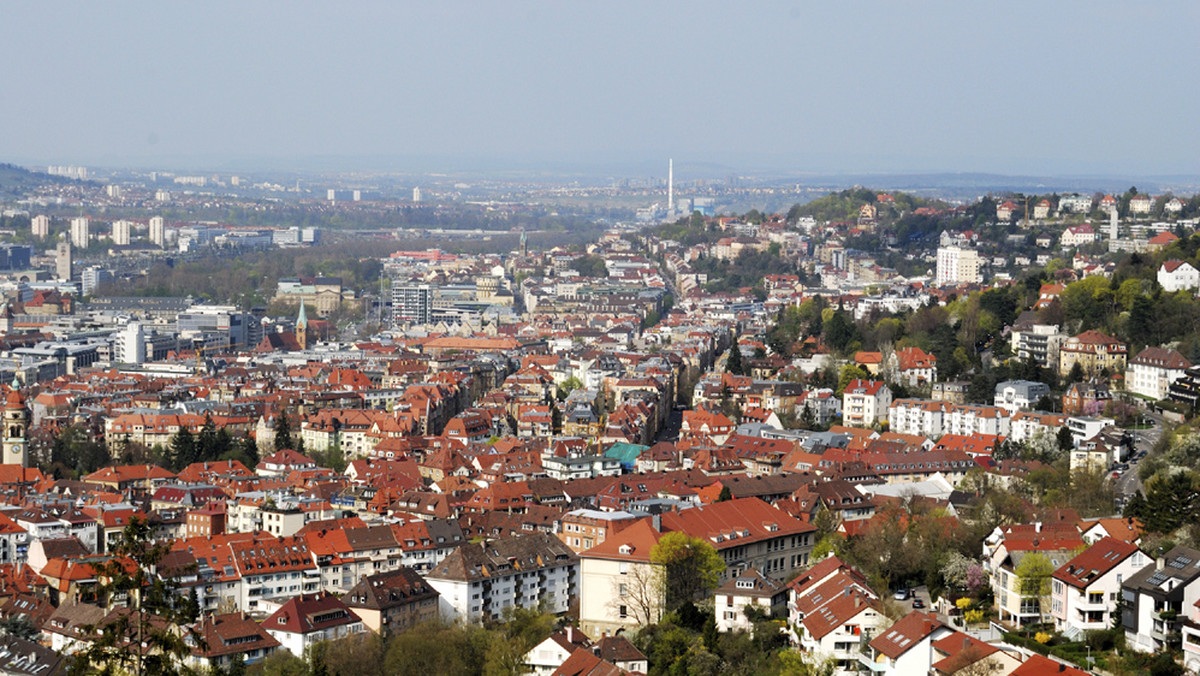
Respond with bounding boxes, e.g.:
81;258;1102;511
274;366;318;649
608;562;664;627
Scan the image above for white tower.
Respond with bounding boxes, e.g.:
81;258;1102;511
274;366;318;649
149;216;165;247
668;159;674;214
1109;208;1119;240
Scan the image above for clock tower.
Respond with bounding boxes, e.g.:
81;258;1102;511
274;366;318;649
2;385;28;467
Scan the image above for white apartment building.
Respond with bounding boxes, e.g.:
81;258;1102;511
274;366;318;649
1158;260;1200;292
842;379;891;427
111;219;132;245
1126;347;1191;400
149;216;165;246
31;215;49;239
69;217;89;248
935;246;981;286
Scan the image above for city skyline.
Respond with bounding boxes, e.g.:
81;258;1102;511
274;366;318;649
3;1;1199;176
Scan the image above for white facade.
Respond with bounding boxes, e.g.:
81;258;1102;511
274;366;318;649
1127;360;1189;400
935;246;981;286
149;216;165;246
115;322;146;364
1051;547;1146;636
31;215;49;239
111;219;132;245
69;217;89;248
1158;261;1200;292
842;381;891;427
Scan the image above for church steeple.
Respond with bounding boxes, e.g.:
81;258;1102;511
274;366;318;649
295;303;308;351
3;382;28;467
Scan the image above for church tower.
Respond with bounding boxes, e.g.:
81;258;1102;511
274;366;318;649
3;384;29;467
295;303;308;351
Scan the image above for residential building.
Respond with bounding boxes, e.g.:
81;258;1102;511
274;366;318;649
524;626;594;676
993;380;1050;415
935;246;981;287
865;611;953;676
1051;537;1146;638
842;380;891;428
1060;224;1097;248
659;497;816;583
342;567;440;635
1010;324;1066;370
425;532;577;623
1126;347;1191;400
1158;260;1200;292
1123;546;1200;654
890;347;937;388
264;592;364;657
187;612;280;671
392;283;433;326
69;217;89;248
713;567;787;633
1059;331;1128;378
578;519;664;637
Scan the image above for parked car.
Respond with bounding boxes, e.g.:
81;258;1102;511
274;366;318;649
894;588;910;601
912;599;925;609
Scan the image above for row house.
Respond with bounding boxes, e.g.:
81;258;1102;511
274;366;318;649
1124;545;1200;655
1009;411;1066;444
788;557;884;675
342;567;440;636
578;519;664;637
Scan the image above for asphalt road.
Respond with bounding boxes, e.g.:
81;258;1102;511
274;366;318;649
1115;415;1164;503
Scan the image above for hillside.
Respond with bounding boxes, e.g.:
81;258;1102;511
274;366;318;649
0;162;84;198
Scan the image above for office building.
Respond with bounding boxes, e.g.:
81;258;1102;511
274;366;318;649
392;283;433;326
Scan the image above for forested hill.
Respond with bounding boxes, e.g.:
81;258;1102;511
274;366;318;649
0;163;85;198
785;187;943;222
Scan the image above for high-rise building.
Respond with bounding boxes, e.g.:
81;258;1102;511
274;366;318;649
392;283;433;326
31;215;49;239
111;220;131;245
149;216;165;247
115;322;146;364
55;242;72;281
70;217;90;248
105;184;123;199
412;187;422;202
82;265;113;295
936;246;981;286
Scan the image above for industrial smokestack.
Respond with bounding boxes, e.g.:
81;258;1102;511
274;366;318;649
668;158;674;214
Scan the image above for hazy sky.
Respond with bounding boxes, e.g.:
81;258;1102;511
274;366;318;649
3;1;1198;176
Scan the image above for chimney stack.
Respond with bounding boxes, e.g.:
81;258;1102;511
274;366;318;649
1158;558;1166;571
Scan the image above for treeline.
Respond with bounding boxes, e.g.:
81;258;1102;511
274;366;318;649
785;187;940;223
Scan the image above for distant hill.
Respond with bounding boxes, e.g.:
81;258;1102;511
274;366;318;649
0;163;85;198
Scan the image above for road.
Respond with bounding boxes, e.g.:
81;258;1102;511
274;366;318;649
1114;413;1165;504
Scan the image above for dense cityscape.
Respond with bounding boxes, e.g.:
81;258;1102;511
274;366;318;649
0;158;1195;676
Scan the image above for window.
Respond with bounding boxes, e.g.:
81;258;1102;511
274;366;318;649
618;605;627;619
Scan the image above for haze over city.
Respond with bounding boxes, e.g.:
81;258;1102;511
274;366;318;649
4;1;1199;176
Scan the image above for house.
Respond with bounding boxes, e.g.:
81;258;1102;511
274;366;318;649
1158;260;1200;292
865;611;953;676
1123;545;1200;654
993;380;1050;415
713;567;787;633
1129;193;1152;214
1010;654;1091;676
1051;537;1146;638
788;557;886;675
525;626;594;676
996;201;1018;221
890;347;937;388
1061;382;1111;417
1033;200;1051;220
578;519;664;637
1058;331;1127;378
842;380;892;428
1126;347;1191;400
1147;230;1180;252
341;567;440;636
187;612;281;671
1060;224;1097;248
930;632;1021;675
425;532;578;623
987;524;1084;628
595;635;648;674
264;592;364;657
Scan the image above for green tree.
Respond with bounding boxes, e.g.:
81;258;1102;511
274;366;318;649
169;426;197;471
651;532;725;610
715;486;733;503
273;410;295;451
726;344;745;375
1015;552;1055;624
68;516;200;676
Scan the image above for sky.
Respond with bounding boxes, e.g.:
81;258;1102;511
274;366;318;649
3;1;1199;177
